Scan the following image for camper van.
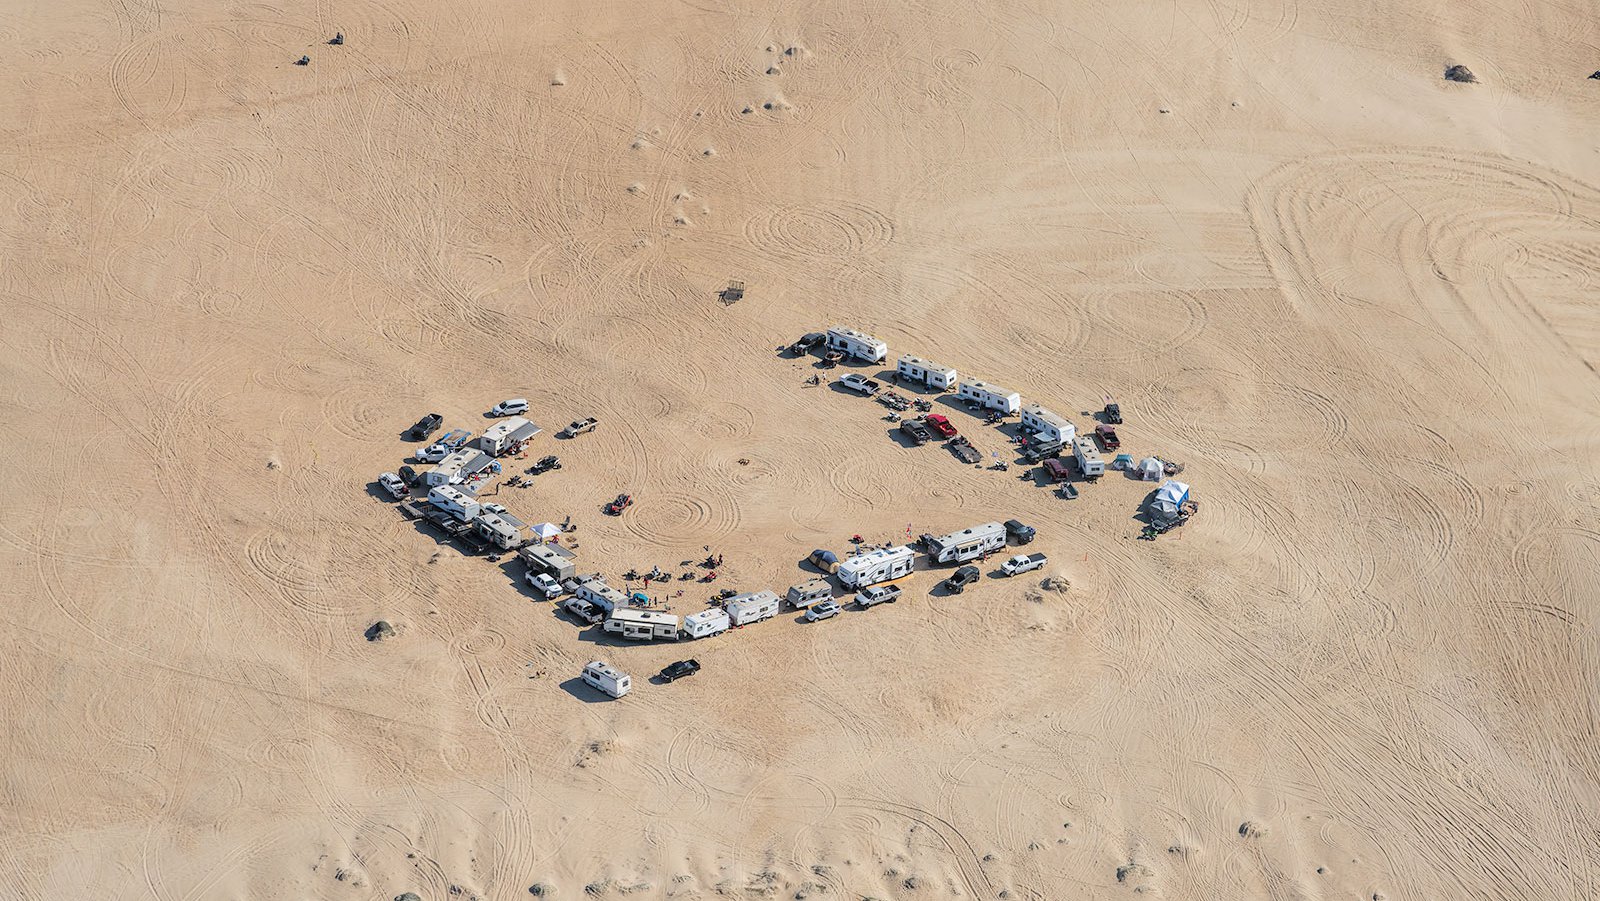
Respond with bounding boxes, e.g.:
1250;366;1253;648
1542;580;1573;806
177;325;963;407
1073;437;1105;480
725;590;781;626
895;355;958;391
473;511;526;550
836;545;916;589
604;608;682;641
427;485;481;523
925;522;1007;564
517;543;576;581
785;579;833;610
1019;404;1075;445
682;608;731;639
956;379;1022;415
581;661;631;698
824;326;888;363
575;576;628;615
479;416;541;456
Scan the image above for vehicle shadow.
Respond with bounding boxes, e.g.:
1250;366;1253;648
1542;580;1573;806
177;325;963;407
557;677;616;703
885;428;921;449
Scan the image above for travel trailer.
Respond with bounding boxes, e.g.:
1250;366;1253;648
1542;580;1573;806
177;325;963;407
725;590;781;625
517;543;576;581
603;608;682;641
1019;403;1075;445
581;661;631;698
824;326;888;363
785;579;833;610
895;355;958;390
479;416;541;456
836;545;916;589
1073;436;1105;479
956;379;1021;414
426;485;481;523
925;521;1007;564
575;576;628;615
682;608;731;639
473;511;526;550
424;448;493;487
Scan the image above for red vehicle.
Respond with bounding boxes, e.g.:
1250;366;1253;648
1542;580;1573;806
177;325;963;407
605;493;633;515
1094;424;1120;450
924;414;958;439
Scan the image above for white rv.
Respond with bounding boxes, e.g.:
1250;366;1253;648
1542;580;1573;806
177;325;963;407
581;661;631;698
895;355;958;391
682;608;731;639
957;379;1021;415
424;448;494;487
1019;404;1075;445
604;608;682;641
479;416;542;456
1073;436;1105;479
473;511;526;550
785;579;833;610
575;576;628;615
836;545;916;589
426;485;481;523
925;521;1007;564
725;590;781;626
518;543;576;581
824;326;888;363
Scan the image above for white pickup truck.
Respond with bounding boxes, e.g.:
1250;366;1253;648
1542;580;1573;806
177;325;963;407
1000;553;1048;577
837;373;881;396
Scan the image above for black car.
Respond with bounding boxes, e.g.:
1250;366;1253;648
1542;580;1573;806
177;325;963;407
1103;402;1123;424
660;659;701;683
1004;519;1036;544
397;464;420;486
943;565;981;594
790;332;826;354
530;454;561;474
407;412;443;440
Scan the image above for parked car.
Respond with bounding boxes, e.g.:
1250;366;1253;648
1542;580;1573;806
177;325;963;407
563;597;604;624
1042;458;1071;483
660;659;701;683
924;414;958;438
489;398;529;417
899;419;933;445
838;373;881;396
560;417;599;438
377;472;409;499
942;565;981;594
415;442;451;463
1004;519;1036;544
855;583;902;608
397;464;420;486
525;571;565;599
1094;424;1121;450
805;600;842;622
407;413;443;440
1000;553;1048;577
1103;402;1123;424
790;332;826;354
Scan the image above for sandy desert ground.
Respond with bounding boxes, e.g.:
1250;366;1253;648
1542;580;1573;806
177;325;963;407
3;0;1599;898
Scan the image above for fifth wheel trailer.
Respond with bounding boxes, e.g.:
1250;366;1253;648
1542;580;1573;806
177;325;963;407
836;546;916;589
924;521;1007;564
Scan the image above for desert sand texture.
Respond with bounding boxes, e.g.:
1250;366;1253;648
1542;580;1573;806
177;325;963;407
3;0;1600;898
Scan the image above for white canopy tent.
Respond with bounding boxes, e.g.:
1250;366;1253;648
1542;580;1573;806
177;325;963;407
531;522;562;541
1137;456;1164;481
1150;480;1191;524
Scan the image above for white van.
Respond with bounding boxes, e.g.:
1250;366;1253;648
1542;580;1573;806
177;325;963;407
604;608;682;641
581;661;631;698
725;590;780;626
427;485;481;523
836;546;916;589
785;579;833;610
824;326;888;363
489;398;529;417
682;608;731;639
925;522;1007;564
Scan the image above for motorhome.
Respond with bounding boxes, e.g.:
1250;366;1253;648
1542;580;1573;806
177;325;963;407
517;543;576;581
895;355;958;390
581;661;631;698
925;521;1007;564
725;590;781;626
424;448;493;487
479;416;541;456
682;608;731;639
604;608;682;641
426;485;481;523
785;579;833;610
836;545;916;589
1019;403;1075;445
956;379;1021;415
1073;436;1105;479
473;511;526;550
824;326;888;363
575;576;628;615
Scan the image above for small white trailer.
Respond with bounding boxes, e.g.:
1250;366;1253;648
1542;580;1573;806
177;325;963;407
473;511;526;550
895;355;957;390
1019;403;1075;445
424;448;493;487
427;485;481;523
518;543;576;581
581;661;631;698
956;379;1021;414
836;545;916;589
479;416;541;456
604;607;682;641
785;579;833;610
825;326;888;363
1073;436;1105;479
682;608;731;639
925;521;1007;564
725;590;781;625
575;576;628;615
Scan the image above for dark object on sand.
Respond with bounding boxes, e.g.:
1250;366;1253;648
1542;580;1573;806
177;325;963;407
720;280;745;304
295;55;311;66
1444;65;1477;83
329;32;344;45
1590;71;1600;80
366;621;395;641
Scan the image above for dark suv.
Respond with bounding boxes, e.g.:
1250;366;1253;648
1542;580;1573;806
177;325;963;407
1004;519;1036;544
407;413;443;440
943;565;981;594
660;660;701;683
